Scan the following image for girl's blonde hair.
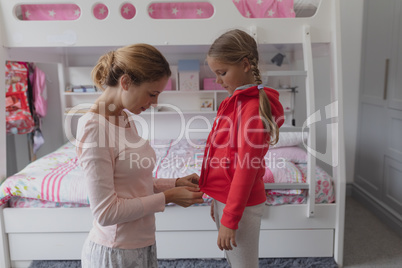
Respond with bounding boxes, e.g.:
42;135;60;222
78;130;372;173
91;43;171;90
208;29;279;145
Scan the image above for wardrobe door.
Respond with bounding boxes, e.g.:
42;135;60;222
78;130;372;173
385;110;402;164
354;103;386;198
383;156;402;215
382;2;402;211
382;109;402;209
388;0;402;111
359;0;395;105
354;0;396;198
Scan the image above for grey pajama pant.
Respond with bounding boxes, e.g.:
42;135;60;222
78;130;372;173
81;238;158;268
213;199;265;268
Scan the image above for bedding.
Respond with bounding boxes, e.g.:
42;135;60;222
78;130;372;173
265;163;335;206
0;143;85;205
8;196;88;208
0;136;334;208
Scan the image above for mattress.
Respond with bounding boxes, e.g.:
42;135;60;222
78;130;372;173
1;135;334;208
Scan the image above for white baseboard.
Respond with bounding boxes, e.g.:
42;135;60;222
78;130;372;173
351;184;402;237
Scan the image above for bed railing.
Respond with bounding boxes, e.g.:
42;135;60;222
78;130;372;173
0;0;330;48
302;25;316;218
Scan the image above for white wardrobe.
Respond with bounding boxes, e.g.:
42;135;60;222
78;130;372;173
354;0;402;235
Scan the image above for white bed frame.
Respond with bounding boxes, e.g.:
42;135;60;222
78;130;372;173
0;1;346;267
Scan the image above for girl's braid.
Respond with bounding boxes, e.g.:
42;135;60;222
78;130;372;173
248;55;262;85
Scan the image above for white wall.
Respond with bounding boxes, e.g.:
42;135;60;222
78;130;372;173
339;0;364;183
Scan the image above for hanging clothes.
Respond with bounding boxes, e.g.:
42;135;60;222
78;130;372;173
5;61;35;134
28;63;47;155
5;61;48;160
31;64;47;118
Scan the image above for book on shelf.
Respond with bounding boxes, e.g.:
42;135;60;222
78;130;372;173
66;85;98;93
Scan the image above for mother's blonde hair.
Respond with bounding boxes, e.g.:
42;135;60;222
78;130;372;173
92;43;171;90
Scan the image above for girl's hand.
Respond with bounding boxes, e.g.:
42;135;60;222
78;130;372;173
175;173;199;188
217;225;237;251
164;186;204;207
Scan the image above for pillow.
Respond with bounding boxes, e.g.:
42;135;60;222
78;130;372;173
272;132;307;148
266;146;308;164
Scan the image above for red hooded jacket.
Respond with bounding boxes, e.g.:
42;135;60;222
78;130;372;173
199;85;284;229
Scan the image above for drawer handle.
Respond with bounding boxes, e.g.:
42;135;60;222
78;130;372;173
383;59;389;100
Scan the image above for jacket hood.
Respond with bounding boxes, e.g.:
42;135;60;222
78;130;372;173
228;85;285;127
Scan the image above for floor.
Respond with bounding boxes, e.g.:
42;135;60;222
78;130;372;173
343;197;402;268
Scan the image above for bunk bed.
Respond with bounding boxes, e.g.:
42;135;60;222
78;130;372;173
0;0;346;267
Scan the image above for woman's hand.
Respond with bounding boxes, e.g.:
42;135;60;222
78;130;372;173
175;173;199;188
164;186;204;207
217;225;237;251
210;200;215;222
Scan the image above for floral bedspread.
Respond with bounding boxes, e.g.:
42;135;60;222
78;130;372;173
1;143;86;206
1;139;335;207
0;140;206;207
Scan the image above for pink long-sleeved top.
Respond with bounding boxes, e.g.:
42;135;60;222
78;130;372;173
76;112;176;249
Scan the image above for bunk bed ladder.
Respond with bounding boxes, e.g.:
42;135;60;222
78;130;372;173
0;22;6;183
302;25;316;218
0;23;12;268
331;0;346;265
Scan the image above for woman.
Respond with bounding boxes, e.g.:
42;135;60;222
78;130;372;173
76;43;204;268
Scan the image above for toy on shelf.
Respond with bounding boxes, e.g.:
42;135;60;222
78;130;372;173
177;59;200;91
203;77;225;91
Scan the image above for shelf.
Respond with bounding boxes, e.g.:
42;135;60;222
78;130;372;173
63;92;101;96
262;70;307;77
280;126;308;132
64;109;217;116
63;90;227;95
275;88;297;92
164;90;227;94
264;183;309;190
141;110;217;115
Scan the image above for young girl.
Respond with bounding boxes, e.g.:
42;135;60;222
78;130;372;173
76;43;204;268
199;29;284;267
